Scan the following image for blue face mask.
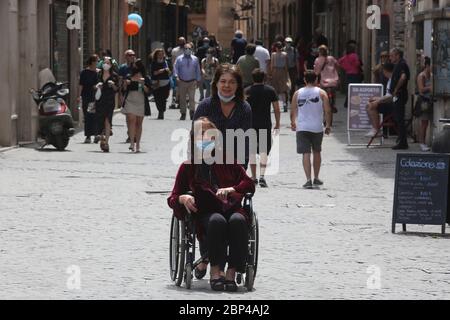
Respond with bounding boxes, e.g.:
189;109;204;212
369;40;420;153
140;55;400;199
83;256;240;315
196;140;215;153
218;92;236;103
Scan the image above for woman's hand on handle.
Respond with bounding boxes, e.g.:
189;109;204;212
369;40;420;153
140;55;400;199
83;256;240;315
216;188;236;201
179;195;198;214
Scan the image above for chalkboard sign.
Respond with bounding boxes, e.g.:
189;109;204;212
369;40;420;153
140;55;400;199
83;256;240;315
392;153;450;234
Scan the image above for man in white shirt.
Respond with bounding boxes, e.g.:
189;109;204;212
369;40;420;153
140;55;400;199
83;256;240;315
254;40;271;75
291;70;332;189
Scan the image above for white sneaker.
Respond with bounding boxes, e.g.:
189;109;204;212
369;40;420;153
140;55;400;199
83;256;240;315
420;144;431;152
365;128;378;137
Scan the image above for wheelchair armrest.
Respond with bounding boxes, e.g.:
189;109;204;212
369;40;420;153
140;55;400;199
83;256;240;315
245;193;254;200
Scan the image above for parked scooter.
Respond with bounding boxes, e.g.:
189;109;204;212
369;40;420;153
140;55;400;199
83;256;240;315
30;69;75;151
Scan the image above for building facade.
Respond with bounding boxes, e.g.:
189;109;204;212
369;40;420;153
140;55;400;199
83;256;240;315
0;0;186;148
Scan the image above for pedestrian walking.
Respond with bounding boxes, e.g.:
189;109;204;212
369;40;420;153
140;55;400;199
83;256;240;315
201;48;220;99
170;37;187;110
389;48;411;150
296;37;309;88
196;37;211;101
174;43;202;121
254;40;271;75
231;30;248;64
246;69;281;188
291;70;332;189
235;44;260;89
168;117;255;292
338;42;363;109
209;34;222;61
284;37;299;103
150;49;171;120
314;45;340;113
121;59;152;153
118;49;136;144
95;57;119;153
270;42;291;112
415;56;433;152
304;42;319;71
78;54;100;144
193;63;253;169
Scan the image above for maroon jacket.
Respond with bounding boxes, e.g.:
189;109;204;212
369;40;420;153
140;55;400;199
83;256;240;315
168;162;255;222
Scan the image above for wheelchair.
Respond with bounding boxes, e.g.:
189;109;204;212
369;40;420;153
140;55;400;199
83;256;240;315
170;193;259;291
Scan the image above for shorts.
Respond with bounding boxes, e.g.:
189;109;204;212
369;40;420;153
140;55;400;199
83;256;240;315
297;131;324;154
252;128;273;155
378;102;394;115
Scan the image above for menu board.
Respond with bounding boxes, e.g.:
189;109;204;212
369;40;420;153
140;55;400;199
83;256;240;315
392;154;450;233
348;84;384;131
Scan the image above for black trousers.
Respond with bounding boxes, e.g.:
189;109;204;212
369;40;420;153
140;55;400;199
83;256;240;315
154;85;170;113
200;212;248;273
393;97;408;146
82;102;98;137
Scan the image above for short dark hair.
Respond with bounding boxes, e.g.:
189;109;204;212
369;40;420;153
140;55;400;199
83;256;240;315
255;39;263;46
246;44;257;55
132;59;146;76
86;54;99;66
424;56;431;67
383;62;395;73
252;69;266;83
304;70;317;84
274;41;283;49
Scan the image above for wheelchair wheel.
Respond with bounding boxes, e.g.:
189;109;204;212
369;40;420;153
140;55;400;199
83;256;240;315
250;211;259;277
170;216;185;287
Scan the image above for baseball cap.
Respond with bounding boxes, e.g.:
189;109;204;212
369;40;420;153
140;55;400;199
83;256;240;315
285;37;293;43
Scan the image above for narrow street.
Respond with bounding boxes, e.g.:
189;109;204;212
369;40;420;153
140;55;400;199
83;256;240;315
1;95;450;300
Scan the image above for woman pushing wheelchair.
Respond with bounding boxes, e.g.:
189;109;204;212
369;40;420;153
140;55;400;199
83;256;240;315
168;117;256;292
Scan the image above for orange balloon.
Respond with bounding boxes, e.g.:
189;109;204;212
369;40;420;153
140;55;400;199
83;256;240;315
125;20;139;36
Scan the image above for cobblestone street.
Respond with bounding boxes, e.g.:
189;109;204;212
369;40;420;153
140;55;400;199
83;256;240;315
1;96;450;300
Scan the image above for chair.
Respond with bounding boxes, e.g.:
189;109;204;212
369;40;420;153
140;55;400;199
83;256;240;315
367;113;398;148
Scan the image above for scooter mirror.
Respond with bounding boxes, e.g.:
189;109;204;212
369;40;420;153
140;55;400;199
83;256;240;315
57;89;69;96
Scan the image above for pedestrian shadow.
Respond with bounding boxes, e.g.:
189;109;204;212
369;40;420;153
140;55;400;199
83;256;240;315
164;281;253;295
394;231;450;239
35;148;73;153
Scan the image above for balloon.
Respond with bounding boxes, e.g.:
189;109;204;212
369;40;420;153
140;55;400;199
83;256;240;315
125;20;139;36
128;13;143;29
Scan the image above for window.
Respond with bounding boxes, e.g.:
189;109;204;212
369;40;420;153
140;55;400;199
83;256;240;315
185;0;206;14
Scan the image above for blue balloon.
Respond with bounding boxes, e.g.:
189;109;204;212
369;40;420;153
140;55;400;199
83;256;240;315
128;13;143;29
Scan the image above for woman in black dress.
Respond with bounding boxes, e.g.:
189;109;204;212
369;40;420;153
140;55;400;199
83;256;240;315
150;49;171;120
96;57;119;152
78;55;99;144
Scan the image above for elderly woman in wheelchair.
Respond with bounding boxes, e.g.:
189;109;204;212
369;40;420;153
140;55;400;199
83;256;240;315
168;117;256;292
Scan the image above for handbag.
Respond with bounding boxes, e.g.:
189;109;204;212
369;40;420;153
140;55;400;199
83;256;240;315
95;88;102;101
87;102;96;114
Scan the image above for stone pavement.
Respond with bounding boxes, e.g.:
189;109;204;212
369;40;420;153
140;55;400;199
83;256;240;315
1;95;450;300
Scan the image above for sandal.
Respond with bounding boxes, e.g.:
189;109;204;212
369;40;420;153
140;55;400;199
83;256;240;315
195;263;208;280
210;277;226;292
224;280;238;293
